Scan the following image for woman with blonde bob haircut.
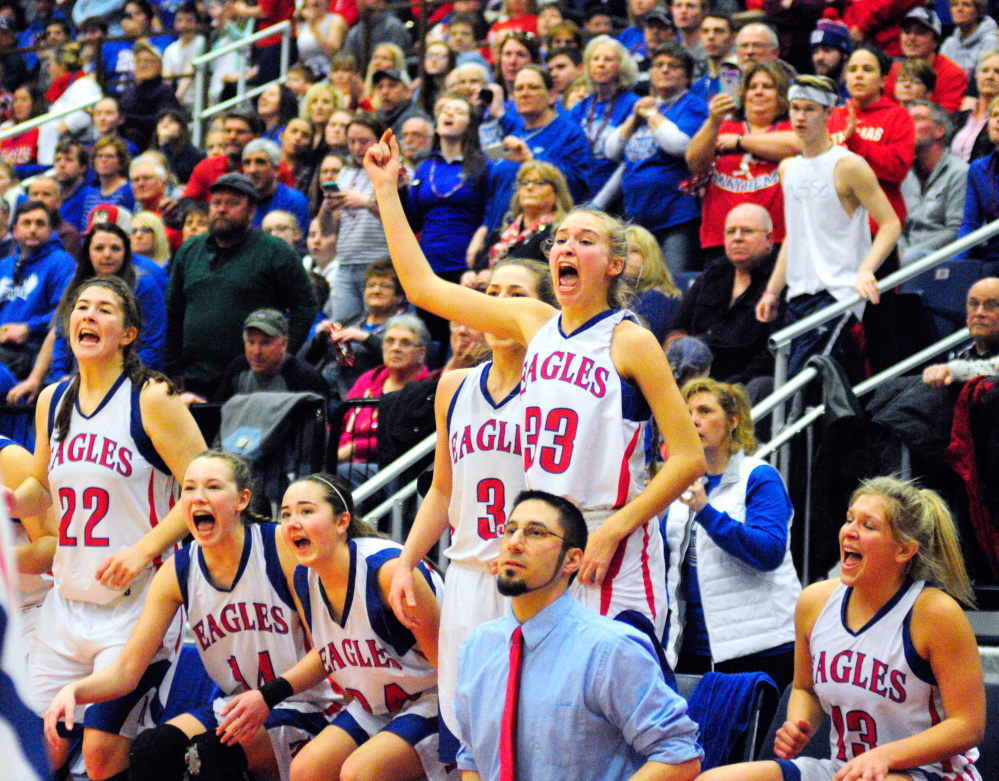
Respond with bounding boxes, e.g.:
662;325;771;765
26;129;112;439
663;378;800;695
623;224;681;342
131;211;171;267
699;476;984;781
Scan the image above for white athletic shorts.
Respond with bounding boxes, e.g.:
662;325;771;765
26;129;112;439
437;561;508;736
332;688;450;781
569;508;667;638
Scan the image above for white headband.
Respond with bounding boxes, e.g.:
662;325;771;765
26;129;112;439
788;84;838;108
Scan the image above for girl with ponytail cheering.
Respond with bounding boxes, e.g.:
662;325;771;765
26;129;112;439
697;477;984;781
219;474;447;781
7;276;206;781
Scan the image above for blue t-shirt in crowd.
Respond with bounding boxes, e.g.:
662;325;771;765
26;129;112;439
252;183;312;237
569;90;639;197
406;152;487;276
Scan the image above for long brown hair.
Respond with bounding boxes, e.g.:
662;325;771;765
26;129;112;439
52;277;175;443
295;473;382;540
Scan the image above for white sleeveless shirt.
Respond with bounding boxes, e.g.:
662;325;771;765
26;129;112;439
47;375;177;605
520;310;648;510
810;580;980;780
295;537;441;716
782;145;872;315
445;362;526;564
174;523;339;710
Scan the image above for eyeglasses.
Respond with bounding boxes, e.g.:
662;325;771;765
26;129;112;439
518;178;551;188
265;224;298;234
365;280;398;291
383;336;421;349
966;297;999;313
736;41;774;51
502;521;565;543
724;226;765;237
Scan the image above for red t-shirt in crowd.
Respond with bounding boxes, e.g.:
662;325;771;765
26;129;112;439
183;154;296;202
0;128;39;167
828;95;915;226
256;0;296;48
883;54;969;114
700;119;791;249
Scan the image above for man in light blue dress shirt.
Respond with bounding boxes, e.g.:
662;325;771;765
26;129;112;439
454;490;703;781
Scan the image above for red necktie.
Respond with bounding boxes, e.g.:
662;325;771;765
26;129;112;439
500;626;524;781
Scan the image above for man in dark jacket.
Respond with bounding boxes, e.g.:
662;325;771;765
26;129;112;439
669;203;779;384
166;173;319;397
212;309;329;403
119;39;182;149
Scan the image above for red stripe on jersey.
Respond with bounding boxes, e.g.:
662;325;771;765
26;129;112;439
640;523;656;622
928;694;956;774
600;537;627;616
615;428;641;509
148;472;164;568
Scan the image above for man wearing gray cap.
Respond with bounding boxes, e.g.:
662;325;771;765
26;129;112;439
211;308;329;403
882;8;969;113
165;172;318;397
373;68;431;139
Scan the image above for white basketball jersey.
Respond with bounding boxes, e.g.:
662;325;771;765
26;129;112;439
446;362;526;564
295;538;441;717
48;375;178;605
810;580;980;780
175;523;338;710
521;310;649;510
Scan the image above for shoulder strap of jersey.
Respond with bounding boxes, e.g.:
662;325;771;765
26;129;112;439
293;565;313;631
174;543;193;611
47;378;72;439
259;523;295;609
129;378;172;476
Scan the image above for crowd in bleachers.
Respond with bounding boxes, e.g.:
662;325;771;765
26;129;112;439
3;0;999;778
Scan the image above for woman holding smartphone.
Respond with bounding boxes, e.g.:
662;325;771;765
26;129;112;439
686;61;801;264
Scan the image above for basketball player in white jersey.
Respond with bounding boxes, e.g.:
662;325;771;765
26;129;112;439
0;489;50;781
387;258;556;764
44;452;342;781
366;130;705;641
755;75;901;376
0;435;55;653
217;474;448;781
6;277;207;781
697;477;984;781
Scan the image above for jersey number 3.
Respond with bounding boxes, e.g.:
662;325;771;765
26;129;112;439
58;487;111;547
476;478;505;539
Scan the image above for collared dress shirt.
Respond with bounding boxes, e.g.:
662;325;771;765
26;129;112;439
455;592;703;781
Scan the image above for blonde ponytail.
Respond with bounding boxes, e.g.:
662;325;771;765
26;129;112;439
852;477;975;607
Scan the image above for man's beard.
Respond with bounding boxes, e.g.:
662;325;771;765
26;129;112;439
209;215;249;242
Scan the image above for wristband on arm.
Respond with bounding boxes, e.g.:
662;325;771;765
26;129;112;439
259;676;294;710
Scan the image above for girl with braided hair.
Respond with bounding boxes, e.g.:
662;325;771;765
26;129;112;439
6;276;206;781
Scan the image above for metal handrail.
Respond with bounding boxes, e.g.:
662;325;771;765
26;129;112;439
0;97;102;143
190;21;292;66
770;218;999;352
352;433;436;504
756;327;972;459
367;479;420;541
201;80;283;121
191;20;292;146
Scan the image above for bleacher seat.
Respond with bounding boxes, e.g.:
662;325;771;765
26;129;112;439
898;259;983;339
675;672;771;768
757;683;831;762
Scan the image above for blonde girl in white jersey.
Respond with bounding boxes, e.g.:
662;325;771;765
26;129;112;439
697;477;984;781
5;276;206;781
387;256;556;763
365;130;705;628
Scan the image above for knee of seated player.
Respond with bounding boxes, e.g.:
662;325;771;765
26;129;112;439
127;724;191;781
81;729;131;780
290;739;337;781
